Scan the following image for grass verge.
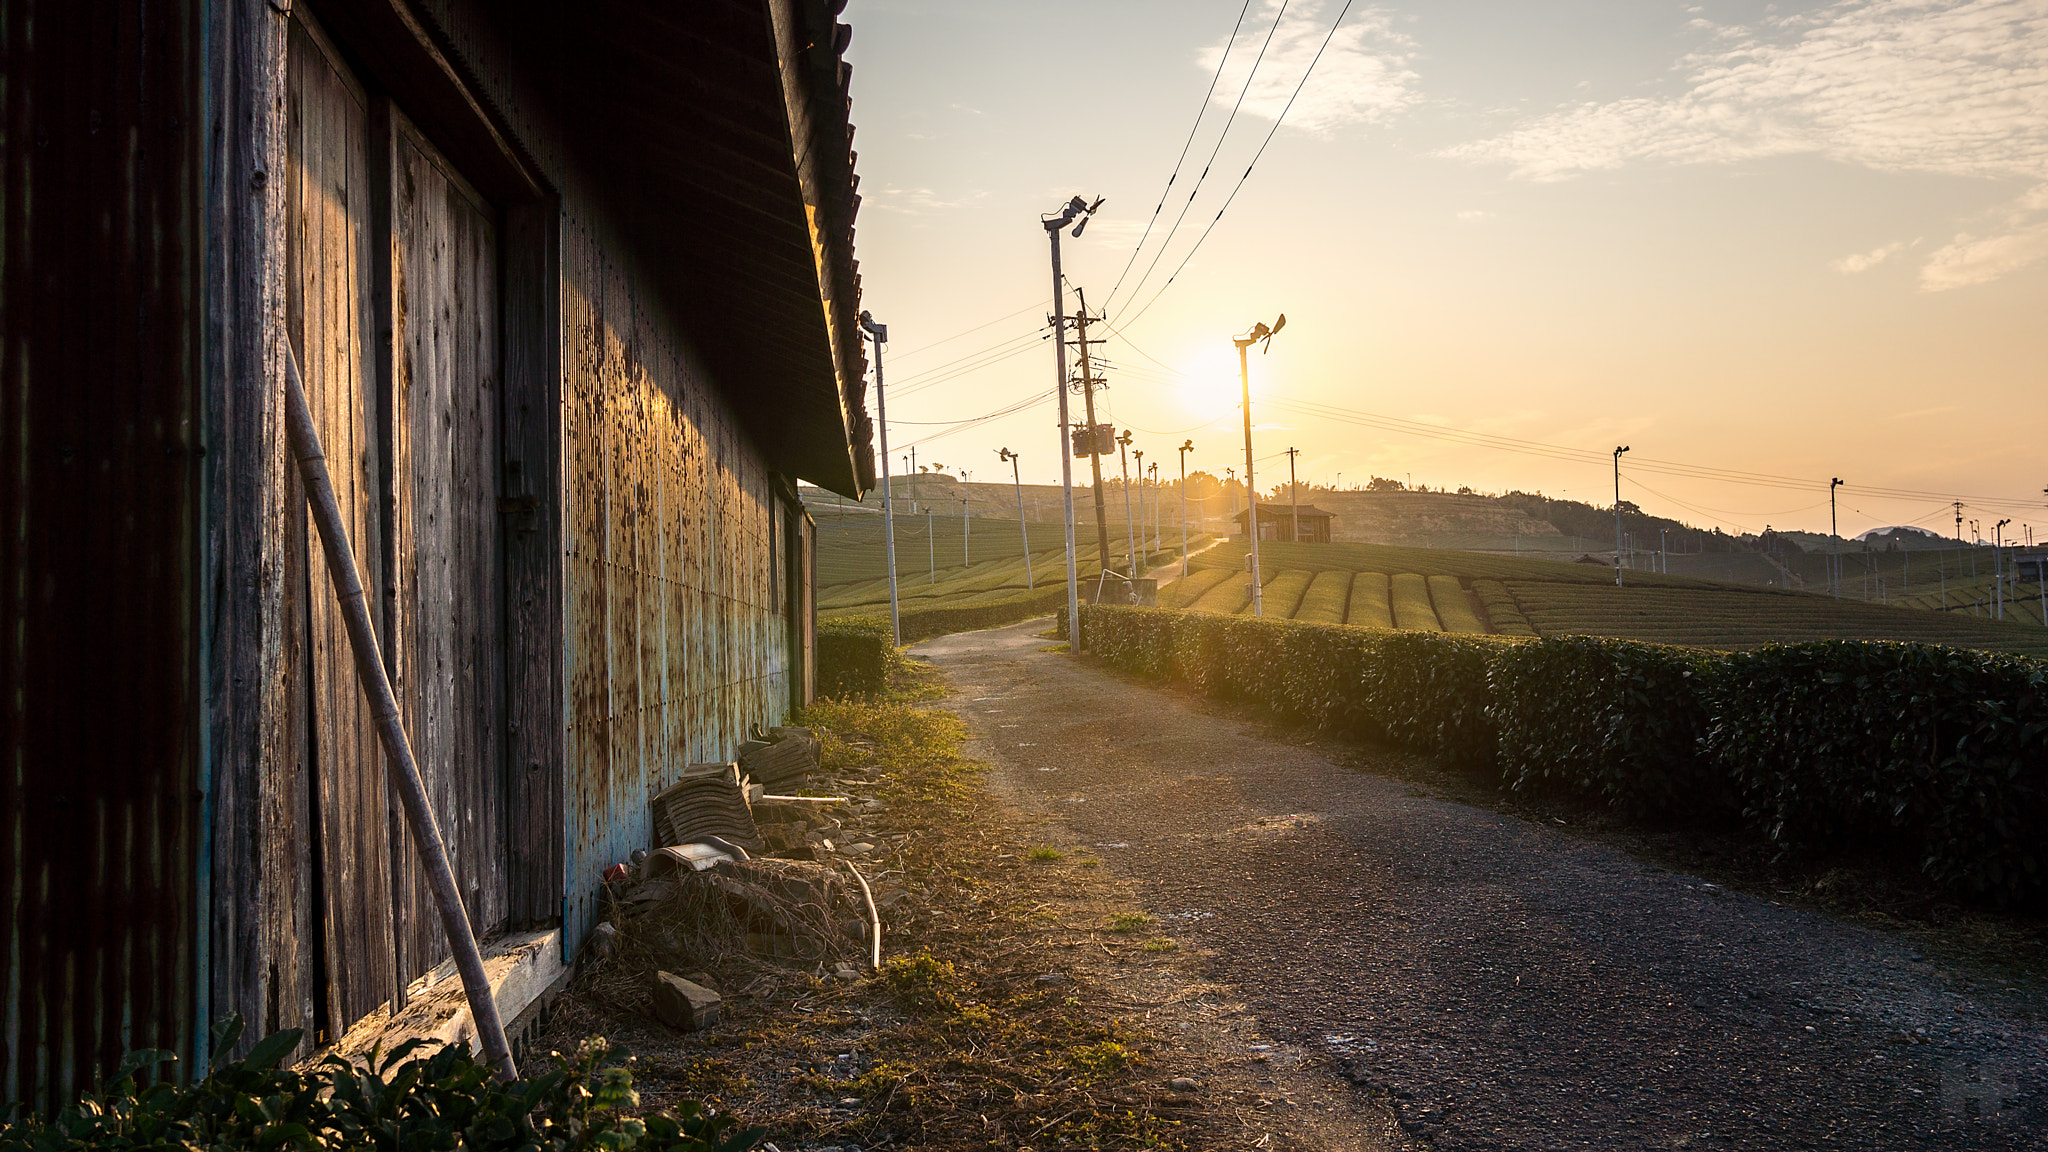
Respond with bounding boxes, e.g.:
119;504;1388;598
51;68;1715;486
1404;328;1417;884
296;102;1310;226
532;659;1220;1150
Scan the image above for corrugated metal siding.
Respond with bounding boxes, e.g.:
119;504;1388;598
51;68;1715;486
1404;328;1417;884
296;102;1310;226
0;0;206;1111
559;213;791;951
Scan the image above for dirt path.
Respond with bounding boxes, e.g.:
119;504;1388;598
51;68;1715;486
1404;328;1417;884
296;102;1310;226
913;619;2047;1151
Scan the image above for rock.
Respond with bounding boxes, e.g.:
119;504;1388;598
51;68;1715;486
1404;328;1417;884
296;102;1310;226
845;842;876;856
589;922;620;961
652;971;723;1031
1170;1077;1202;1092
833;961;861;982
1035;972;1070;987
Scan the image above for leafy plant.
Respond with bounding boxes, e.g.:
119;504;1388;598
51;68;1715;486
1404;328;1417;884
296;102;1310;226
0;1019;762;1151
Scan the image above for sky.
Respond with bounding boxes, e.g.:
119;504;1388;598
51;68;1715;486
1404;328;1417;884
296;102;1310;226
839;0;2048;542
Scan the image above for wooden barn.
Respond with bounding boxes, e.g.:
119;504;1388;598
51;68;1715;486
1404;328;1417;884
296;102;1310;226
0;0;872;1110
1235;504;1336;543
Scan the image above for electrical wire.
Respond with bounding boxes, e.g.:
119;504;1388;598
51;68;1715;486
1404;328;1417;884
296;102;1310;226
1104;0;1258;308
1115;0;1358;333
1116;0;1293;312
887;299;1047;361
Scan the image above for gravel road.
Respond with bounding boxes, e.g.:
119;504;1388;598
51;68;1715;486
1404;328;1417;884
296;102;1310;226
914;619;2047;1151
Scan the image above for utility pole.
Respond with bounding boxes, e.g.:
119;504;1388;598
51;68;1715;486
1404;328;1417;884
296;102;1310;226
926;509;935;585
1236;315;1286;616
1660;527;1668;574
1117;429;1139;577
1227;467;1238;530
859;312;901;646
1285;447;1301;543
1830;478;1844;598
1043;195;1100;649
1178;440;1194;576
1613;446;1631;587
999;448;1033;589
1071;288;1115;579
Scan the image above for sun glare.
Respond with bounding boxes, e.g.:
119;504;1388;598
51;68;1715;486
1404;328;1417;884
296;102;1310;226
1174;346;1245;417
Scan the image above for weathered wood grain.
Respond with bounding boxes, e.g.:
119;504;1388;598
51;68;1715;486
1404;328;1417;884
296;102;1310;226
287;14;398;1037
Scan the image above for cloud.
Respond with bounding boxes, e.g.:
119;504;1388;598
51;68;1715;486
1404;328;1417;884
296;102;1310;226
866;185;983;215
1833;240;1907;273
1445;0;2048;287
1921;182;2048;287
1198;1;1419;135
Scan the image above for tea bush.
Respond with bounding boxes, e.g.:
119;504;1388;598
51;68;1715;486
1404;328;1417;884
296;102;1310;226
1488;635;1727;819
1705;641;2048;902
1076;605;2048;904
816;616;891;698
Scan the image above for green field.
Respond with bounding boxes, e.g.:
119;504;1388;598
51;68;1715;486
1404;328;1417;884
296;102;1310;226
815;512;1200;619
1172;540;2048;656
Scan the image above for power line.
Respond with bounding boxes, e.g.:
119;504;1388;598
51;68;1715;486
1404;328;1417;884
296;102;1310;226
1104;0;1258;308
1115;0;1293;312
889;299;1047;361
1115;0;1358;333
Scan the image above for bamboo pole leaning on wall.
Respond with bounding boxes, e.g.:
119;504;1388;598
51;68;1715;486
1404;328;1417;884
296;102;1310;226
284;346;518;1080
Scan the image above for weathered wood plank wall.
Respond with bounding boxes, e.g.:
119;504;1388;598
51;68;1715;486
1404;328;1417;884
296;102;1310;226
388;112;508;984
285;15;401;1036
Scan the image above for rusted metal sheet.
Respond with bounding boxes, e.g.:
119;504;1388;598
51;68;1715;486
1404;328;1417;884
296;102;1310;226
559;214;795;951
1;0;206;1112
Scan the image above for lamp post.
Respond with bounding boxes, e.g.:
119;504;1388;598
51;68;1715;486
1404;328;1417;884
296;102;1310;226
1830;478;1844;598
999;448;1032;589
1043;195;1102;649
1116;429;1138;577
1134;448;1147;564
859;311;900;646
1613;446;1630;588
1178;440;1194;576
1995;517;2011;619
1236;315;1286;615
959;470;972;567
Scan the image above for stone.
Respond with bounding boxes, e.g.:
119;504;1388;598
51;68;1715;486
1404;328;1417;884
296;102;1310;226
589;922;620;961
1170;1077;1202;1092
1035;972;1070;987
652;971;723;1031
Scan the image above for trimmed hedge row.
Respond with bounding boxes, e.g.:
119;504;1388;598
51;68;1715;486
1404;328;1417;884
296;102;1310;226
817;616;891;698
1076;605;2048;904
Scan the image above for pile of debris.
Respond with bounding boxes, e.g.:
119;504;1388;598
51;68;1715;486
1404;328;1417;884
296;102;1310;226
584;724;908;1032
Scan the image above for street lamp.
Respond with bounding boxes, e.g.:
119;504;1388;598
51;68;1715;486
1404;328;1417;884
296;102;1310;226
859;310;901;646
1177;440;1194;576
1830;478;1844;598
1116;429;1139;577
998;448;1032;589
1613;445;1630;588
1236;315;1286;615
